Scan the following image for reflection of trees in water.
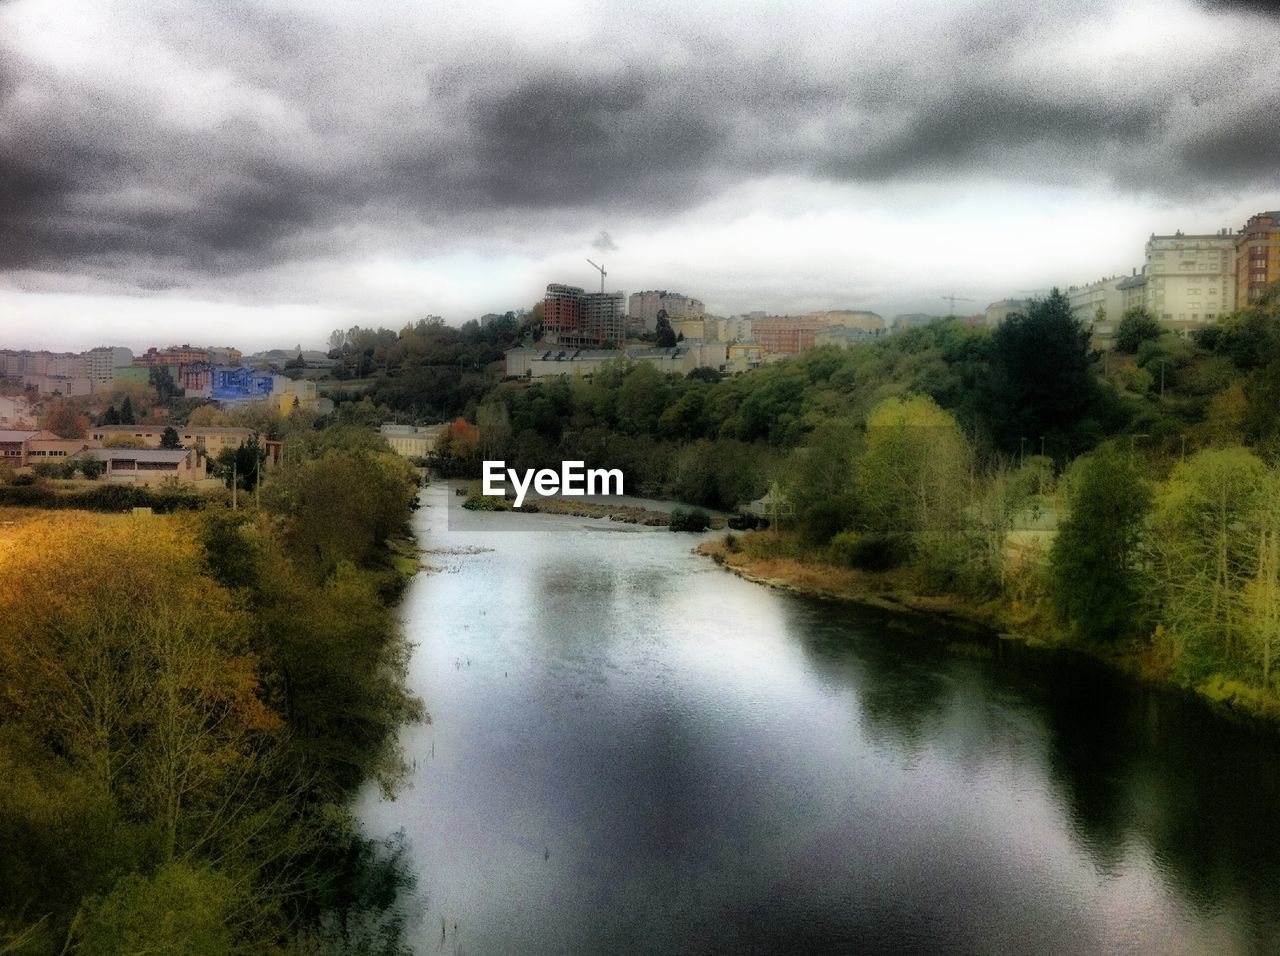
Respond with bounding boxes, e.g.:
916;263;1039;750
793;598;1280;945
1027;646;1280;941
788;600;959;755
296;829;423;955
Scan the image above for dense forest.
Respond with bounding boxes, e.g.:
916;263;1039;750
0;425;423;954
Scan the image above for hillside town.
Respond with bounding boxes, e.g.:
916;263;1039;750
2;207;1276;488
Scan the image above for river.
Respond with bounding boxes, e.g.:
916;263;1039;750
356;482;1280;954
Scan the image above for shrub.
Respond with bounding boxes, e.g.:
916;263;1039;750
669;508;710;532
828;531;911;571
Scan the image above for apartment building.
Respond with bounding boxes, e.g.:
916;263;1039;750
749;316;829;355
85;346;134;385
543;285;626;347
1068;277;1127;326
813;310;885;333
1117;273;1148;313
1236;211;1280;309
1143;231;1236;331
627;291;705;331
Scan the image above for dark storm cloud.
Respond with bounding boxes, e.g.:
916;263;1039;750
2;0;1278;284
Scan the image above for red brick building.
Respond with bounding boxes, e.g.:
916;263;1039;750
750;316;830;355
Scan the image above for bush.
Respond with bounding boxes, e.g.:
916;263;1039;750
669;507;710;532
828;531;911;571
33;461;77;479
461;488;506;511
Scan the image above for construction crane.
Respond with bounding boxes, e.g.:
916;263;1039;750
940;292;975;316
586;258;607;293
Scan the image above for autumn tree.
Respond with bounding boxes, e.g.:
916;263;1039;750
41;398;89;438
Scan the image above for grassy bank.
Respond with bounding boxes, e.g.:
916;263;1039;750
698;531;1280;727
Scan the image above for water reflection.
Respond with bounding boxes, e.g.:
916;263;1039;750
359;485;1280;954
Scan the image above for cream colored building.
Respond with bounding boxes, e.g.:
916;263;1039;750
671;317;706;341
627;291;705;331
505;343;726;379
984;300;1027;327
1067;277;1126;326
1143;231;1236;332
811;310;885;333
90;424;255;458
84;447;207;486
379;423;444;458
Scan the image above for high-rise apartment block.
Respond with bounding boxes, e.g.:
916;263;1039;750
84;346;134;385
1067;276;1127;325
1143;231;1236;331
1236;211;1280;309
627;291;705;331
543;284;626;347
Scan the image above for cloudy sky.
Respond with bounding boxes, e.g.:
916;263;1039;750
2;0;1278;352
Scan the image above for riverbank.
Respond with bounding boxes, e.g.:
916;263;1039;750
463;491;729;528
697;532;1280;727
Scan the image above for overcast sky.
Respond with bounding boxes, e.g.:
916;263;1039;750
2;0;1278;352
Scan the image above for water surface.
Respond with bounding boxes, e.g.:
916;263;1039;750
358;483;1280;954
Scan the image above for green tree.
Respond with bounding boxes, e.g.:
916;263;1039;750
160;425;181;449
119;397;136;425
1050;443;1151;639
981;288;1106;457
148;365;180;403
654;310;677;348
1151;447;1270;673
1114;307;1163;353
857;395;973;585
78;862;236;956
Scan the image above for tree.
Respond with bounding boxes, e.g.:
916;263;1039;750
159;426;181;449
148;366;180;403
119;397;136;425
1114;307;1163;353
215;436;266;492
78;456;105;480
102;404;121;425
1151;447;1270;673
856;395;973;585
654;310;677;348
41;398;89;438
981;288;1106;457
1050;443;1151;640
77;863;236;956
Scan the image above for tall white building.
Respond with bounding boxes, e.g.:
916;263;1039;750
84;346;134;385
627;291;705;331
1067;276;1127;326
1143;231;1236;331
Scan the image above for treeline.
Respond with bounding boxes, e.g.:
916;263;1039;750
0;429;423;953
326;315;532;422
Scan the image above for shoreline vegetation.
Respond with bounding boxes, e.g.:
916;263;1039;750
460;488;729;529
696;531;1280;727
0;423;425;955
